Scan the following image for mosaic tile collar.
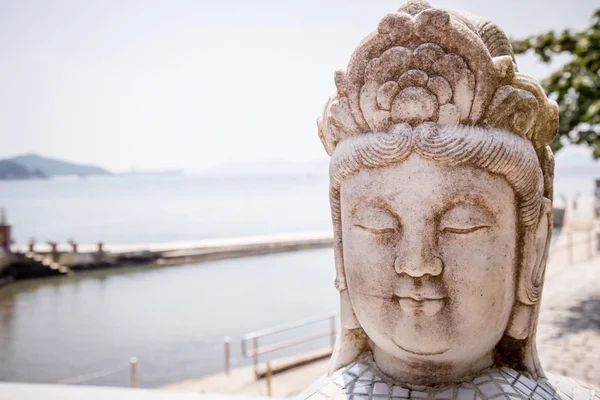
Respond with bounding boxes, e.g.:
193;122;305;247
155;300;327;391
297;353;599;400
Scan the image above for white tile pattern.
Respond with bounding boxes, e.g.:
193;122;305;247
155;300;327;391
296;354;600;400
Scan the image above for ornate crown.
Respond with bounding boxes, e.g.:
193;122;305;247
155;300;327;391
318;0;558;156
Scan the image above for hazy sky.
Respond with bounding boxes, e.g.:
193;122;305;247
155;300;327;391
1;0;598;172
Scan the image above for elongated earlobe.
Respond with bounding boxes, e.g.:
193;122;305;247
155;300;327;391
506;302;534;339
329;289;368;374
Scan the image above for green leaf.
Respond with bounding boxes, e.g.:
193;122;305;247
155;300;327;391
512;8;600;158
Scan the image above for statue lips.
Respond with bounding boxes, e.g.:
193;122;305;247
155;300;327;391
358;291;446;317
396;294;446;317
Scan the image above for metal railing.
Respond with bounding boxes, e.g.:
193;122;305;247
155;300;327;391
551;226;599;264
240;313;336;377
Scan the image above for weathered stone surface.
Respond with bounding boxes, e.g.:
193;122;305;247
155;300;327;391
303;0;599;399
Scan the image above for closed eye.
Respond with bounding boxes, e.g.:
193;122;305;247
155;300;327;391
442;225;490;234
354;224;397;234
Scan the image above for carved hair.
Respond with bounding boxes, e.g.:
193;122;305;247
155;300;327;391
330;123;543;228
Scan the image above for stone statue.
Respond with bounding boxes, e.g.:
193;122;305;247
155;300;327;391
300;1;600;399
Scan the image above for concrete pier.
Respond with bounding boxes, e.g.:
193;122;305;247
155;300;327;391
11;232;333;255
4;232;333;276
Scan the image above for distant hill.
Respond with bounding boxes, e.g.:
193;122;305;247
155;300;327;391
5;154;111;177
0;160;47;180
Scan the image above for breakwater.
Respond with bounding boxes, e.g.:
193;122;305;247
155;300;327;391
1;232;333;285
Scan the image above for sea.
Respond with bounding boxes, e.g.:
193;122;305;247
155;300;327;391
0;168;597;387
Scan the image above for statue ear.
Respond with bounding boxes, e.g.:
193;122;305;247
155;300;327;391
340;289;361;329
507;197;552;339
334;221;361;330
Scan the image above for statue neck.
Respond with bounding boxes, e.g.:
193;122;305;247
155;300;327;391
371;344;494;386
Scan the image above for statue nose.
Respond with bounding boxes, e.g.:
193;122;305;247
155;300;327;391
394;238;443;277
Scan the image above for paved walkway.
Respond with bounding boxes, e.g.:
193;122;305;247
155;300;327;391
538;255;600;385
163;357;330;398
549;196;599;267
539;195;600;385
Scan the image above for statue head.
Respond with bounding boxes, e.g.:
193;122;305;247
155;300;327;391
318;0;558;386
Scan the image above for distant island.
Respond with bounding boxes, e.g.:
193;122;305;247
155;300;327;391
0;160;47;180
0;154;112;180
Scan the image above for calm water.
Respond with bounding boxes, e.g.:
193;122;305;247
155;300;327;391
0;249;338;387
0;174;332;245
0;171;597;387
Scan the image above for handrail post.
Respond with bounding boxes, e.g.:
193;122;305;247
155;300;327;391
130;357;137;387
47;241;58;262
253;337;259;378
224;336;231;376
329;315;336;350
68;239;78;254
265;362;272;397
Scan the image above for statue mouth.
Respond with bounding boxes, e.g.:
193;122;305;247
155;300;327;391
359;292;447;317
395;295;446;316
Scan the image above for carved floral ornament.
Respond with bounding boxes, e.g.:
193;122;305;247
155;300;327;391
317;8;559;155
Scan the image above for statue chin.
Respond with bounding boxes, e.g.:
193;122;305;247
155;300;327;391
392;338;450;357
299;0;599;398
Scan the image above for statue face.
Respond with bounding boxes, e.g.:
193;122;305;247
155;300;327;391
340;153;517;365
